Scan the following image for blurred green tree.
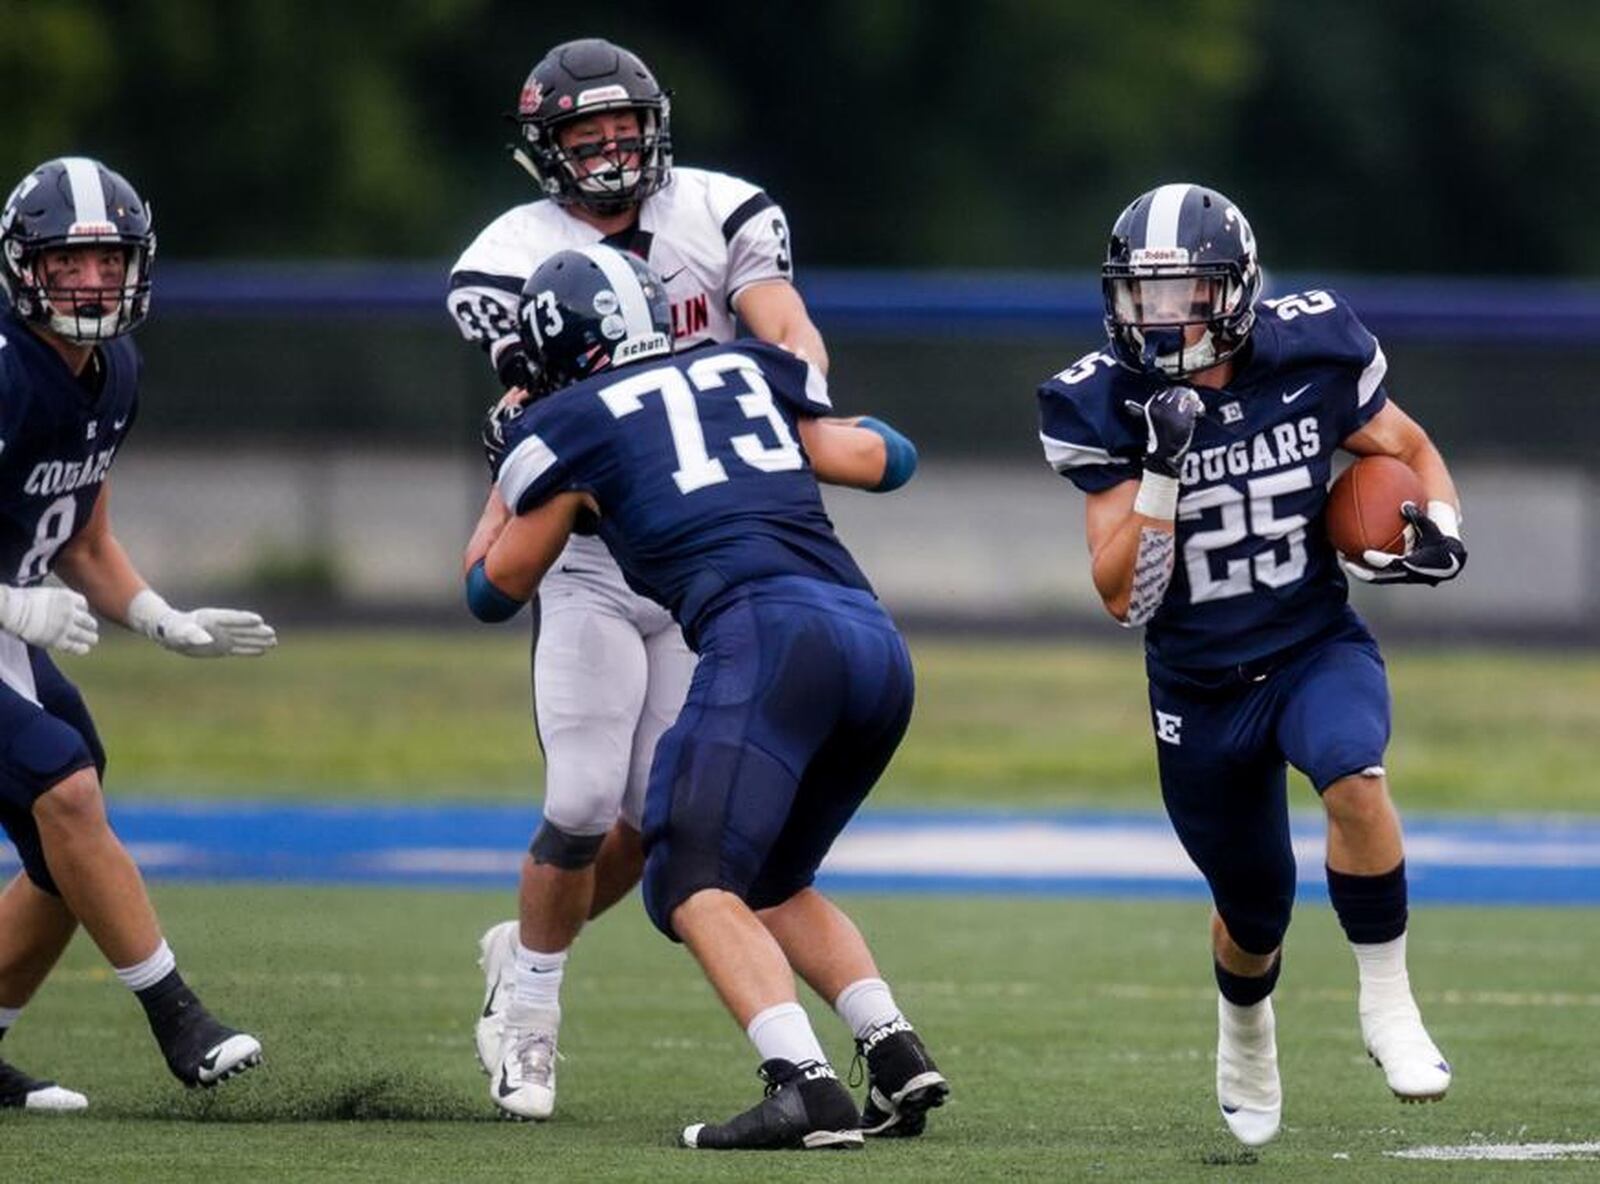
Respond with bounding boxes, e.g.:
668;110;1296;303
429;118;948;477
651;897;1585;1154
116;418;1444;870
1;0;1596;272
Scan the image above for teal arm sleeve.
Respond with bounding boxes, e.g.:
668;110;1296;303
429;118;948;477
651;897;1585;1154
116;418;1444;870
856;416;918;492
465;558;525;622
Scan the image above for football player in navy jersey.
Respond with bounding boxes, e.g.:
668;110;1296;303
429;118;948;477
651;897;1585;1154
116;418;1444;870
0;158;276;1111
1037;184;1467;1147
463;245;947;1148
449;39;831;1119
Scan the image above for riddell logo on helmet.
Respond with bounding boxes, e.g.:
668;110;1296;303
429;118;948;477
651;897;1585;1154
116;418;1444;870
519;81;544;115
576;84;629;107
66;221;117;237
1130;247;1191;265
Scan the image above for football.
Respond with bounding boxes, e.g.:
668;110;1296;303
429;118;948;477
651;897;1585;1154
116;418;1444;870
1324;455;1426;561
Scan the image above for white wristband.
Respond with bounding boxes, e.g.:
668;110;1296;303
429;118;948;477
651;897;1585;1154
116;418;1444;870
1426;499;1461;540
1133;471;1179;520
125;588;174;638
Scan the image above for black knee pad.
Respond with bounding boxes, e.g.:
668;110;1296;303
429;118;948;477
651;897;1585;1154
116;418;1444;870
528;820;605;870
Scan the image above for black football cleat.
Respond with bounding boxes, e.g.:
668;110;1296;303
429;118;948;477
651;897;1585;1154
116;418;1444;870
147;985;262;1088
855;1020;949;1137
0;1056;87;1111
681;1059;863;1150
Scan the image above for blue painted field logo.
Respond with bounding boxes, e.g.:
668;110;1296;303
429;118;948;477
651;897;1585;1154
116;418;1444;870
1155;711;1183;745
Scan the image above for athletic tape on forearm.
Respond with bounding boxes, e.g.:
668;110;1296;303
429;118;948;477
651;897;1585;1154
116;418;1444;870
1123;527;1176;628
1133;470;1179;520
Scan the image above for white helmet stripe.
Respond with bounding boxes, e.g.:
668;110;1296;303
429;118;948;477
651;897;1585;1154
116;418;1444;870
576;244;653;337
1143;183;1192;250
59;157;108;225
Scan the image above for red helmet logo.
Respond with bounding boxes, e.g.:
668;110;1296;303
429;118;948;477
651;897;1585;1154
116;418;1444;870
518;80;544;116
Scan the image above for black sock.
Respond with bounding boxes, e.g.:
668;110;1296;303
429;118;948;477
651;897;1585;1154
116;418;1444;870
135;968;199;1030
1215;953;1281;1007
1326;860;1408;944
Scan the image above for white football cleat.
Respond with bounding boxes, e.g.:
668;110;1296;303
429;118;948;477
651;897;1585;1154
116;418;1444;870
0;1057;88;1112
1363;996;1451;1102
490;1001;560;1121
475;919;518;1075
1216;995;1282;1147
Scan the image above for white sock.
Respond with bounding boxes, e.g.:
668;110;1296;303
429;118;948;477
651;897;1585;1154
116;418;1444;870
745;1002;827;1066
114;940;176;992
0;1004;20;1032
1352;933;1414;1011
834;977;905;1041
513;942;567;1011
1219;995;1273;1037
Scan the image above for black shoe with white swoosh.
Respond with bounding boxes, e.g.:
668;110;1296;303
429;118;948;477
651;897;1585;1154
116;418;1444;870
681;1059;863;1150
147;984;262;1087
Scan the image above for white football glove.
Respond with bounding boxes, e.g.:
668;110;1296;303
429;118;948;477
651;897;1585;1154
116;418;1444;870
126;589;277;658
0;584;99;655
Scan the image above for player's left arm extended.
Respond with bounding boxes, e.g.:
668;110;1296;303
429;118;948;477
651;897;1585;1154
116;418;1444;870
796;416;917;492
734;281;830;376
54;483;277;656
463;488;590;620
1340;400;1467;584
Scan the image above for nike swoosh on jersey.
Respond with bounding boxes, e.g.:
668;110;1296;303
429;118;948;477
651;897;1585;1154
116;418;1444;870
482;983;500;1018
1281;383;1313;404
660;266;687;283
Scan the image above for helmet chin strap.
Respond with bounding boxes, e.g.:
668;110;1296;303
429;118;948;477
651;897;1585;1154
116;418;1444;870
1141;326;1220;379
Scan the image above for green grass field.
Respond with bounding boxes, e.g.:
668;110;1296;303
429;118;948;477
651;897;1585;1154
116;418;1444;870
57;628;1600;812
5;888;1598;1182
4;630;1598;1179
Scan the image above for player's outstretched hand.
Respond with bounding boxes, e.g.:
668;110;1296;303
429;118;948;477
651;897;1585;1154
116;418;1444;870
1343;502;1467;586
1124;387;1205;477
0;585;99;655
129;589;277;658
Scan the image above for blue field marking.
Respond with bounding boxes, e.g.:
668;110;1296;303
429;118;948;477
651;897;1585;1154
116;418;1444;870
3;803;1600;903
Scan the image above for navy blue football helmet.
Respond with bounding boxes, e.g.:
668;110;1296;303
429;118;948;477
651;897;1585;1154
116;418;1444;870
1102;183;1261;379
518;245;673;392
1;157;156;342
510;39;672;215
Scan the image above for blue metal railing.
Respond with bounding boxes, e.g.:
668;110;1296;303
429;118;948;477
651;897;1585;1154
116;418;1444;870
154;263;1600;344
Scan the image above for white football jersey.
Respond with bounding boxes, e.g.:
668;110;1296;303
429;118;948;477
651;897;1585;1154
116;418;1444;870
448;166;797;594
448;166;793;366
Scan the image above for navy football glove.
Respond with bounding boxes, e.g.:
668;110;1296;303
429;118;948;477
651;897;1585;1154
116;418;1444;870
481;388;532;478
494;342;542;394
1125;387;1205;478
1344;502;1468;586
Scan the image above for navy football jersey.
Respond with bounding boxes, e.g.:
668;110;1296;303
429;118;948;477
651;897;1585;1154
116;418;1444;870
1037;289;1388;669
0;310;140;587
496;339;872;636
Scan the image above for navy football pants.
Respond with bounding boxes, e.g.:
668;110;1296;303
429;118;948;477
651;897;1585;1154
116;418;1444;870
1147;614;1391;955
641;577;914;939
0;644;106;895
